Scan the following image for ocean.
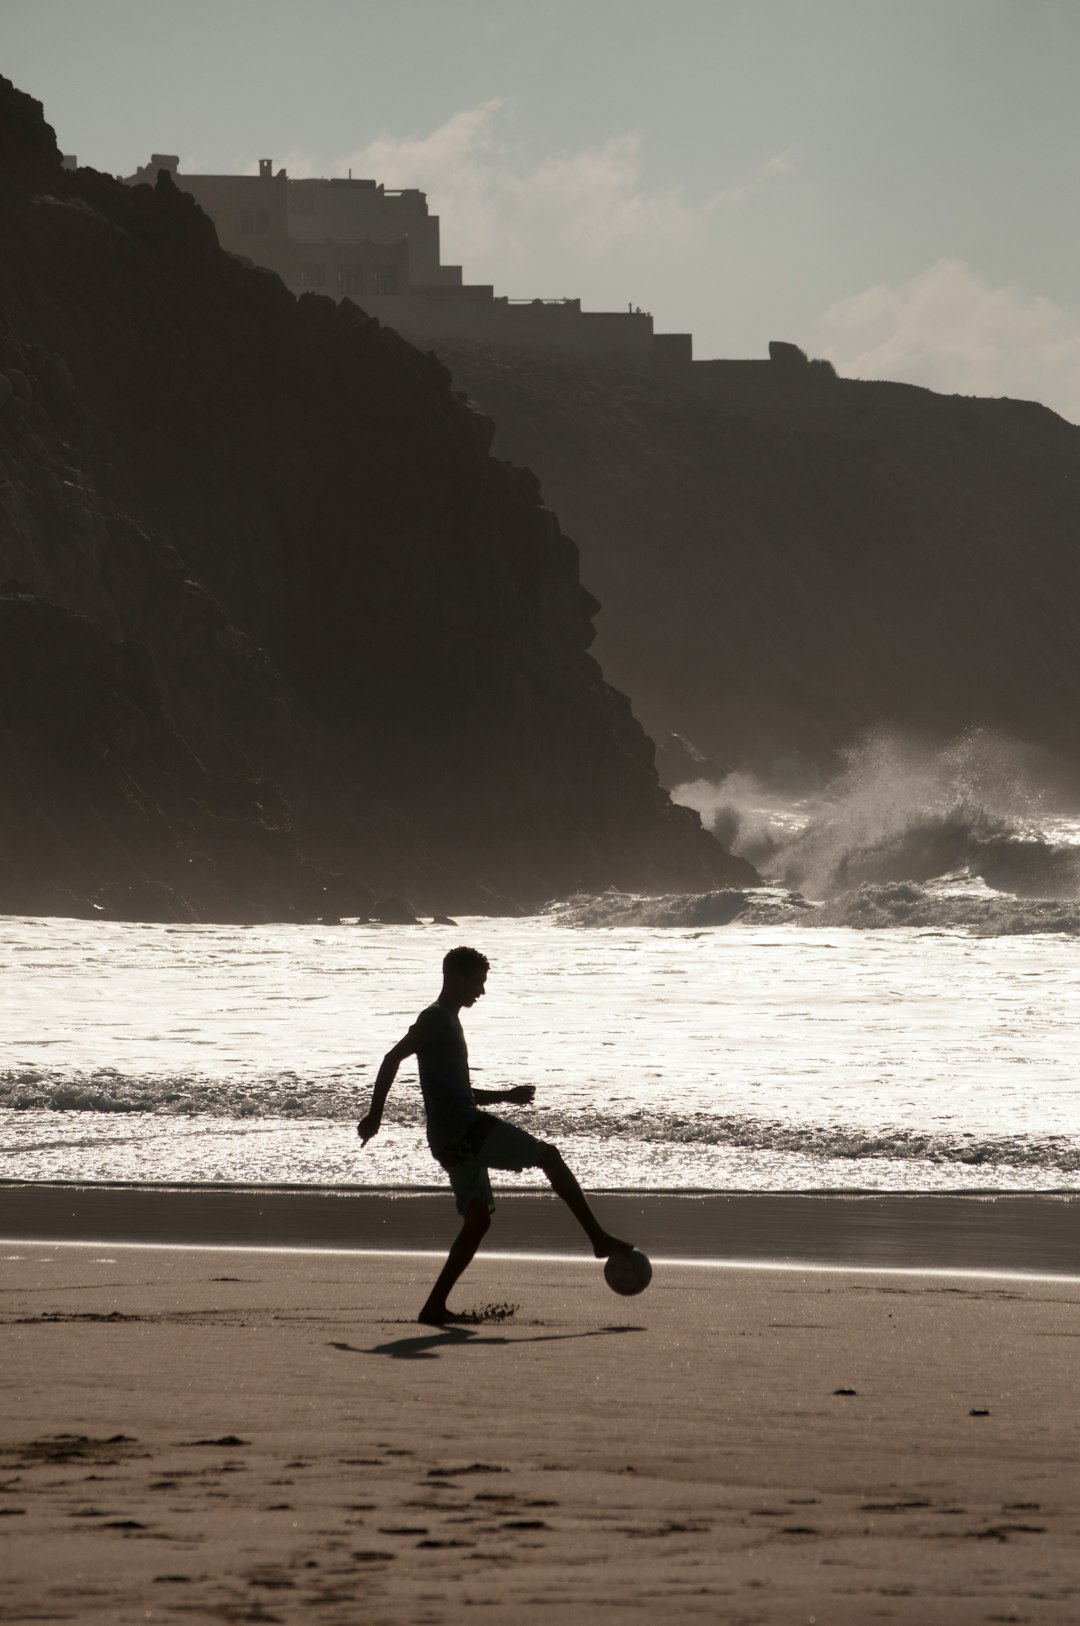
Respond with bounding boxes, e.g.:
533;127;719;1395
5;735;1080;1198
3;888;1078;1197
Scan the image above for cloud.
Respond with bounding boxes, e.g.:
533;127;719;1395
266;103;791;309
816;259;1080;423
330;101;690;273
707;148;795;208
345;101;505;207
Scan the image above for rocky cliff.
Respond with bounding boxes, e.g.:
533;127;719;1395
426;339;1080;794
0;78;753;920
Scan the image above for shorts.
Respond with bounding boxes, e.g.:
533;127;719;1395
435;1113;550;1216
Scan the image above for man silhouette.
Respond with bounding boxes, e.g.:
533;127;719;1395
358;946;632;1324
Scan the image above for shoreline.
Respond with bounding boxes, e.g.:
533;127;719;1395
2;1181;1077;1276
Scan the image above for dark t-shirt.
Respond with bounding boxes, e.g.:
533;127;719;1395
407;1003;481;1157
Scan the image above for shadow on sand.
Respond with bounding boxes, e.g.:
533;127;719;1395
330;1324;646;1362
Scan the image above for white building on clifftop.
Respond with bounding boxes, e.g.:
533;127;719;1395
124;153;692;369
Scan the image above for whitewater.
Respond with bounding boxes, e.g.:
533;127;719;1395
3;734;1079;1196
3;905;1078;1196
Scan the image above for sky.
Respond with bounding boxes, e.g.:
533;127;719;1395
6;0;1080;420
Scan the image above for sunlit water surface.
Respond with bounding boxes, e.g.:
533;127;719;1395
2;913;1077;1193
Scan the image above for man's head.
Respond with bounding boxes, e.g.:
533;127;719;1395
441;945;489;1007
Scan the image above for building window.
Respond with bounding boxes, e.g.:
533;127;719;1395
239;209;254;234
255;210;270;233
300;264;326;287
373;267;399;294
340;269;364;296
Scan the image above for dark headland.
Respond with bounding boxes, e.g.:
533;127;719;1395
0;77;752;923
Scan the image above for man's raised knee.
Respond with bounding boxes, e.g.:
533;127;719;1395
538;1142;565;1178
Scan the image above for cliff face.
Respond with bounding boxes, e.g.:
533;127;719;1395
0;592;368;921
427;340;1080;793
0;79;752;920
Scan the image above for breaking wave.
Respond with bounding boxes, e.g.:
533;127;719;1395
2;1072;1075;1175
547;883;1080;935
673;728;1080;902
0;1067;424;1124
553;1109;1080;1174
812;882;1080;934
545;888;812;929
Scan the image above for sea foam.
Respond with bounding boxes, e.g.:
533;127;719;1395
671;727;1080;909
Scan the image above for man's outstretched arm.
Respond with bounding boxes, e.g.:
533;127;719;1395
472;1086;535;1105
357;1035;415;1145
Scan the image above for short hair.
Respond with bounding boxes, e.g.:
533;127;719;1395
442;945;490;978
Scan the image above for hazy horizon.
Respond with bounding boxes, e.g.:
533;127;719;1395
6;0;1080;422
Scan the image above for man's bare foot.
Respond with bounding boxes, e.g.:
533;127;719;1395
592;1232;634;1259
417;1306;473;1326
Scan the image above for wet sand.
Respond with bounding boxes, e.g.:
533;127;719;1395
2;1233;1079;1624
2;1182;1079;1275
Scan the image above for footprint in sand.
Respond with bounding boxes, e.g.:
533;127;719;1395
427;1463;507;1479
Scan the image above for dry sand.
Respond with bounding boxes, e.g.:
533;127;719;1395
2;1231;1078;1624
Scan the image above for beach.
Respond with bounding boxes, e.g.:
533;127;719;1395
5;912;1079;1625
2;1183;1080;1275
3;1195;1078;1623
